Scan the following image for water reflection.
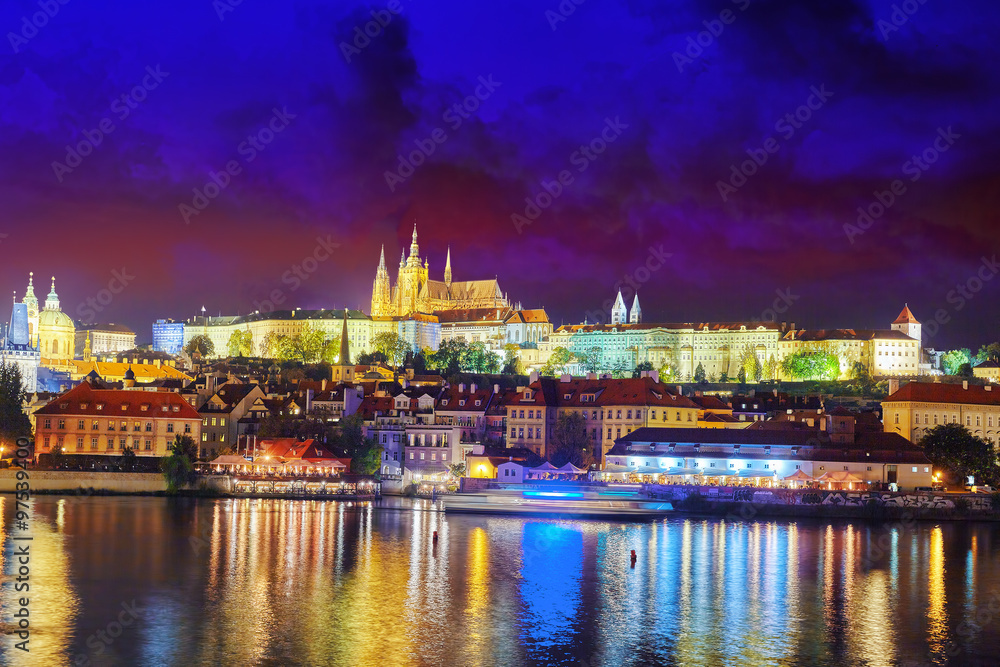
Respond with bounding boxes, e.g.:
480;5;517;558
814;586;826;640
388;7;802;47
1;498;999;666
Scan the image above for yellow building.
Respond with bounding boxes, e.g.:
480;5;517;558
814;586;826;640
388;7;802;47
36;277;76;371
883;380;1000;449
974;362;1000;383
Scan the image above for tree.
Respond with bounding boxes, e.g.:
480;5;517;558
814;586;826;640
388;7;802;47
289;325;325;363
942;349;974;376
976;342;1000;364
549;412;594;469
633;361;654;378
610;357;631;379
227;329;253;357
184;335;215;358
372;331;410;368
334;414;381;475
428;339;471;376
540;347;573;376
578;347;602;374
466;341;500;374
119;447;137;472
261;331;289;360
693;363;706;384
161;434;199;493
0;363;31;446
920;423;999;486
320;336;342;364
780;350;841;381
957;363;975;379
719;372;730;383
762;355;778;382
502;344;523;375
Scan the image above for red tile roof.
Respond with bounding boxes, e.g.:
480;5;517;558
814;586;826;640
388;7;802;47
35;382;201;420
893;305;920;325
885;382;1000;406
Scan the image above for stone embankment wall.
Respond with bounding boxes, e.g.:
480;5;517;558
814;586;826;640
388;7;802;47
0;471;231;495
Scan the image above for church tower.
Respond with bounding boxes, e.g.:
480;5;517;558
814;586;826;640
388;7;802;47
22;272;38;341
444;247;452;288
629;294;642;324
395;224;428;316
370;245;393;317
610;291;627;325
331;311;355;384
892;304;921;345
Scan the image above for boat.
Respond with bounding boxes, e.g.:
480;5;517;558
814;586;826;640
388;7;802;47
442;491;673;520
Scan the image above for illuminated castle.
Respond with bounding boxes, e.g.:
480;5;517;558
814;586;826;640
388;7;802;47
370;225;507;317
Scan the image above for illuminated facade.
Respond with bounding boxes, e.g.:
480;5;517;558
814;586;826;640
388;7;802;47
547;302;921;380
36;277;76;372
370;225;508;318
1;302;40;392
883;381;1000;448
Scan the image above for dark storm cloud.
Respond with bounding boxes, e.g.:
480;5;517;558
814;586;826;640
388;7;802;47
0;0;997;347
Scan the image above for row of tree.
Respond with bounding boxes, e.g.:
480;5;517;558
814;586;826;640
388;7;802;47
941;343;1000;376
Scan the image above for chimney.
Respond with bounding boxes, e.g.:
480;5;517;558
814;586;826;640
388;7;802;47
459;383;466;393
773;389;778;397
986;385;993;392
888;378;900;396
470;383;477;393
963;380;969;390
560;374;571;383
321;378;327;391
529;371;539;384
676;385;682;394
493;383;500;394
586;372;597;380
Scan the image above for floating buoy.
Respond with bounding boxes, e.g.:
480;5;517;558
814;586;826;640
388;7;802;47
630;549;637;568
433;530;439;543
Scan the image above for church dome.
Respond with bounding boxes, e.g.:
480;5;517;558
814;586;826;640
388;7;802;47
38;307;74;330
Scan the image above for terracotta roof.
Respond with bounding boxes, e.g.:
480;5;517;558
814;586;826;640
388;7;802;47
258;438;339;462
885;382;1000;406
436;386;494;411
71;360;191;381
435;307;509;324
782;328;915;342
893;305;920;325
508;377;700;409
35;382;201;419
77;322;136;334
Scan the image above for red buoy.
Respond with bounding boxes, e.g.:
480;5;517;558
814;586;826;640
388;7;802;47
433;531;439;543
630;549;637;568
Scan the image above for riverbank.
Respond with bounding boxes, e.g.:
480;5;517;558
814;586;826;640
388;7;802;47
649;484;1000;521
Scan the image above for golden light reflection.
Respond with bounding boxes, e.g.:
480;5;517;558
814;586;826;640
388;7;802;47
464;526;491;664
926;526;948;658
847;569;897;665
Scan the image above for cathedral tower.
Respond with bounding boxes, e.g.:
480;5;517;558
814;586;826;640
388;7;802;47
611;291;627;325
629;294;642;324
331;311;355;384
22;272;38;340
370;245;393;317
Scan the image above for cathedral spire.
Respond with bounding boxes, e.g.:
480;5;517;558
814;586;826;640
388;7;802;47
339;311;351;366
378;244;386;271
405;224;421;268
444;247;452;286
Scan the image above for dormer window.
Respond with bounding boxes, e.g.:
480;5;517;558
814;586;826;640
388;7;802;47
79;403;88;409
441;400;448;406
141;404;150;412
459;400;466;406
564;394;571;400
96;403;105;411
475;400;481;407
172;406;179;412
60;402;68;409
120;404;128;411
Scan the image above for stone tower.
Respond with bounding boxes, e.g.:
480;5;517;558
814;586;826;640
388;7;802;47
892;305;921;346
629;294;642;324
370;245;393;317
331;311;355;384
611;291;628;326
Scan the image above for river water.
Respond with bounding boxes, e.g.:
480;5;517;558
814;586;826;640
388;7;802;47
1;496;998;666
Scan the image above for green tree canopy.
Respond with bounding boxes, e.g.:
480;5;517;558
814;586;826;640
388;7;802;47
372;331;411;368
501;344;523;375
540;347;573;376
227;329;254;357
942;349;974;376
0;363;31;446
919;423;999;486
633;361;654;378
184;334;215;358
780;350;841;381
693;362;706;384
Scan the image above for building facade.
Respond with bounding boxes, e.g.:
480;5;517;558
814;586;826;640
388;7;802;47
75;324;136;356
883;381;1000;449
1;302;40;392
153;319;185;354
34;277;76;371
33;381;202;459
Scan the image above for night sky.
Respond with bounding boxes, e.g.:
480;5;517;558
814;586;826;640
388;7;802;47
1;0;997;348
